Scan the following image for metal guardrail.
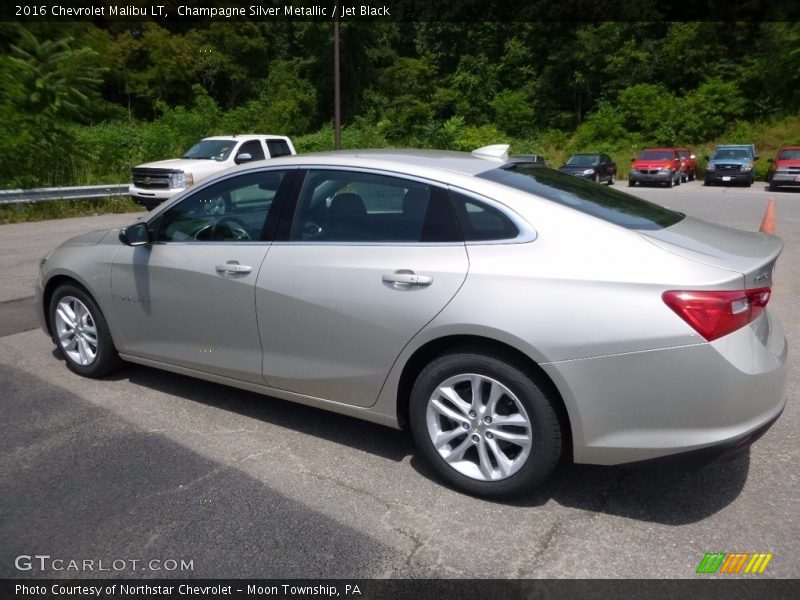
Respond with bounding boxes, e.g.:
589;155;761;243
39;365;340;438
0;184;129;205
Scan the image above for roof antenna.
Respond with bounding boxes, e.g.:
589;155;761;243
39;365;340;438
472;144;510;161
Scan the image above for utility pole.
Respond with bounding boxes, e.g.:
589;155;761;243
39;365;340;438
334;20;341;150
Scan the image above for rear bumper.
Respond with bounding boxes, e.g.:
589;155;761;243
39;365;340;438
543;310;788;466
624;407;782;470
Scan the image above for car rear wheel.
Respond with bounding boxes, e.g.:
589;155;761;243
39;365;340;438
667;173;675;187
608;173;615;186
409;351;562;498
594;173;601;184
49;284;123;378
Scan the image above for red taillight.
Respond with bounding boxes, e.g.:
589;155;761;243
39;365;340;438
662;288;771;342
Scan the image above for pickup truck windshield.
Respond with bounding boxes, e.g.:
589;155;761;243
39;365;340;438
479;166;684;230
714;149;750;160
182;140;236;161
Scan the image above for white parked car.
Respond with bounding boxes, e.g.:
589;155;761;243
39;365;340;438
129;135;295;209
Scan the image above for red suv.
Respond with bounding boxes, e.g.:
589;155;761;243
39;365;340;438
767;146;800;191
628;148;682;187
676;147;697;182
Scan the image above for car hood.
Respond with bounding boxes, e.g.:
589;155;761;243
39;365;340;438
58;229;116;247
775;159;800;168
134;157;224;171
559;165;595;173
710;156;750;164
640;216;783;288
632;160;672;169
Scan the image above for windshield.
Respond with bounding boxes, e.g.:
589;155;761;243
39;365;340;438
778;148;800;160
713;148;750;160
182;140;236;161
566;154;600;166
479;166;684;230
638;150;673;161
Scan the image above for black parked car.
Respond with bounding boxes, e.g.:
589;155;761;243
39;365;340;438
559;153;616;185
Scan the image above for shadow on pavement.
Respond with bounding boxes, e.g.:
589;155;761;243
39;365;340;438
113;362;748;527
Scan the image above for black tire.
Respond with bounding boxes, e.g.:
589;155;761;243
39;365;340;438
608;173;615;186
675;172;681;186
667;173;674;188
49;284;123;378
409;351;562;499
627;178;635;187
704;178;712;186
769;182;779;192
689;170;696;181
594;173;601;184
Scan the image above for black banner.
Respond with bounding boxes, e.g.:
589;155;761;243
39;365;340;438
2;579;799;600
3;0;800;22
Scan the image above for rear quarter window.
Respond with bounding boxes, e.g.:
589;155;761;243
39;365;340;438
478;166;683;230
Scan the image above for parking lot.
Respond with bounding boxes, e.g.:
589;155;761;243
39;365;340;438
0;180;797;579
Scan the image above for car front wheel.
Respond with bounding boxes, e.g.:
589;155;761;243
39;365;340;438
409;351;562;498
49;284;123;378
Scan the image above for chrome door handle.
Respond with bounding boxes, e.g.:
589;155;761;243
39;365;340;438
215;261;252;275
382;273;433;287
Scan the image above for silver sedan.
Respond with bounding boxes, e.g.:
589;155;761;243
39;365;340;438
35;147;788;497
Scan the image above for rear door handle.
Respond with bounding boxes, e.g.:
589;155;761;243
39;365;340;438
382;272;433;287
215;261;252;275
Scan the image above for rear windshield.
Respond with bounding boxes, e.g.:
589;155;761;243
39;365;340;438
638;150;673;160
478;166;684;231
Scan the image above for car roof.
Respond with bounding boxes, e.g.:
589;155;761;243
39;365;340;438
203;135;289;141
249;149;506;177
778;145;800;150
640;147;676;151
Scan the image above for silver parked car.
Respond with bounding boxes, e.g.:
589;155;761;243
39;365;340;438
35;146;788;497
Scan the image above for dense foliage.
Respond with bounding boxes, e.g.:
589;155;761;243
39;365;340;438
1;21;799;187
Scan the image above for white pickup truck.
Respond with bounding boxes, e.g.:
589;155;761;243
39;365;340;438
129;134;296;209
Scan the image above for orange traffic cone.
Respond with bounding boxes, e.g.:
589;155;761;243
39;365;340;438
759;199;775;235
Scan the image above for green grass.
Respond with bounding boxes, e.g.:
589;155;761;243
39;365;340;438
0;196;145;225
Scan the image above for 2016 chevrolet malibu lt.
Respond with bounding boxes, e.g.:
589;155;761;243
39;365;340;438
35;146;788;498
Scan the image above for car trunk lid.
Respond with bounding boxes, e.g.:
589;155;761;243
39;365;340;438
639;215;782;289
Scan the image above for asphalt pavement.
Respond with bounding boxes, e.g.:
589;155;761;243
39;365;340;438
0;182;797;579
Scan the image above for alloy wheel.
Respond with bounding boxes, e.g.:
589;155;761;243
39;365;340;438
425;373;533;481
54;296;99;366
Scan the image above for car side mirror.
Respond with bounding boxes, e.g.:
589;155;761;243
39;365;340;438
234;152;253;165
119;222;150;247
754;155;759;161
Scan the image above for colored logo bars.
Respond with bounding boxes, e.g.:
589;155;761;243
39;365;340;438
696;552;773;574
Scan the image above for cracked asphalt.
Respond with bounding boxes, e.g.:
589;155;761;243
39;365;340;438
0;182;797;579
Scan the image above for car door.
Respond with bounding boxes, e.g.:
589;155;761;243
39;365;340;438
256;168;470;407
111;168;295;383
